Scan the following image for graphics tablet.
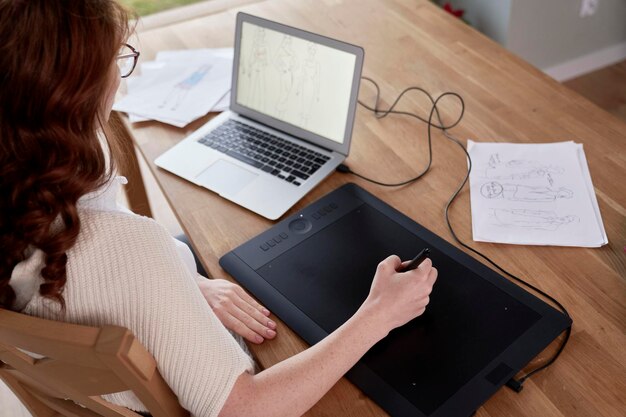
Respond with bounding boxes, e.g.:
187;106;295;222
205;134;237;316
220;183;571;417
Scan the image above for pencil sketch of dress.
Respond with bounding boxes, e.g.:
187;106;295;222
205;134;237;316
274;35;298;117
295;44;320;127
490;209;578;231
159;64;212;111
246;27;269;111
486;153;564;180
480;181;573;202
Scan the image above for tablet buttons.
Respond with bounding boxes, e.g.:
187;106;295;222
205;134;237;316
260;232;290;251
310;202;339;221
288;218;312;234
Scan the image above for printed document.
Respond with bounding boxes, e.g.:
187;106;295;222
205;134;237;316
468;140;607;247
113;48;233;127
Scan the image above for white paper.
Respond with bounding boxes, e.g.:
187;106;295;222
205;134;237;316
114;48;233;127
576;143;608;244
127;88;230;124
468;140;607;247
156;48;234;62
212;91;231;112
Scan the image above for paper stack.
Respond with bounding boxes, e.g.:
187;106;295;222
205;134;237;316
467;140;607;247
113;48;234;127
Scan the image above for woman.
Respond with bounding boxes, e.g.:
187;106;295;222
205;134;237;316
0;1;437;416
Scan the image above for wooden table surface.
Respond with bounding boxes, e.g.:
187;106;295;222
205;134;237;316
120;0;626;416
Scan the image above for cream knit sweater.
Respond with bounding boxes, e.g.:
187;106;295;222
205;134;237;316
10;178;254;416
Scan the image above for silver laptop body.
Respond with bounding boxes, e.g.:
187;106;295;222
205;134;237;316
155;13;364;220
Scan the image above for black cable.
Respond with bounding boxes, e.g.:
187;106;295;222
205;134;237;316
435;109;571;388
341;77;464;187
337;75;571;389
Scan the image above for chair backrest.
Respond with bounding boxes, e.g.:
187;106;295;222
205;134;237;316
0;308;189;417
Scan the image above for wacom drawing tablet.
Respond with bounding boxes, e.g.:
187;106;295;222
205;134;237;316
220;183;571;417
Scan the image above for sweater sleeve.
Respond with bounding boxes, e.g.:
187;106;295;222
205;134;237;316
171;237;211;285
67;212;254;416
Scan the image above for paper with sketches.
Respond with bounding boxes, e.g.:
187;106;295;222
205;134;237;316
114;48;233;127
468;140;607;247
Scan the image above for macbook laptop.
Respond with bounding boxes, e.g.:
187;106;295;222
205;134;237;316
155;13;364;220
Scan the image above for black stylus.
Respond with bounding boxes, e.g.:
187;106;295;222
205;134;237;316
399;248;431;272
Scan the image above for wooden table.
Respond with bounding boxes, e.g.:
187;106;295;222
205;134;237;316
119;0;626;416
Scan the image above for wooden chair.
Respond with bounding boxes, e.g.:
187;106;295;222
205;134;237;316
0;308;189;417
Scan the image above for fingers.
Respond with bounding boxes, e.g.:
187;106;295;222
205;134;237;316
416;257;433;272
234;285;272;319
415;295;430;311
220;315;253;342
427;266;438;287
407;260;436;317
232;302;277;344
206;282;277;344
415;266;437;315
379;254;402;272
404;258;433;282
396;257;432;275
228;287;277;343
232;289;277;332
214;300;277;344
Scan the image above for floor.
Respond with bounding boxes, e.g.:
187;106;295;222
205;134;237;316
563;60;626;122
1;52;624;417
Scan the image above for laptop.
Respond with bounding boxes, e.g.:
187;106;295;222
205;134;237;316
155;13;364;220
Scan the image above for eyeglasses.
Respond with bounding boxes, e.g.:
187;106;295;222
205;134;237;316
117;43;140;78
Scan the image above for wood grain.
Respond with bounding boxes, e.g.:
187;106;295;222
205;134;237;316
0;309;188;417
121;0;626;415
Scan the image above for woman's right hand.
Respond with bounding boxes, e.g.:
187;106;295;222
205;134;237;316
220;254;437;417
360;255;438;337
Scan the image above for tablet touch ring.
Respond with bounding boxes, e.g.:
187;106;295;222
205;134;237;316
288;218;312;234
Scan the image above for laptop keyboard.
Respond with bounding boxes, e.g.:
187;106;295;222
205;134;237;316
197;119;331;186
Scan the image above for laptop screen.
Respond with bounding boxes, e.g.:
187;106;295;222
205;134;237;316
231;14;364;154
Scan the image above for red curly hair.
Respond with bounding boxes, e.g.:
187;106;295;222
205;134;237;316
0;0;132;310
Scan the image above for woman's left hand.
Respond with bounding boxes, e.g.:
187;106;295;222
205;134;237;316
198;278;277;344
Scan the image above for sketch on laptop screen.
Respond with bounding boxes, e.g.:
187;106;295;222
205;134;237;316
236;21;357;144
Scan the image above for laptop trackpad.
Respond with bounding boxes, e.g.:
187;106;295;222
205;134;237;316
196;159;257;196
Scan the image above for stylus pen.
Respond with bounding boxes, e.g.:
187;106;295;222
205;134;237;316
399;248;431;272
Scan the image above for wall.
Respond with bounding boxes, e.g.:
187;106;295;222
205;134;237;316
445;0;512;46
443;0;626;80
507;0;626;69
